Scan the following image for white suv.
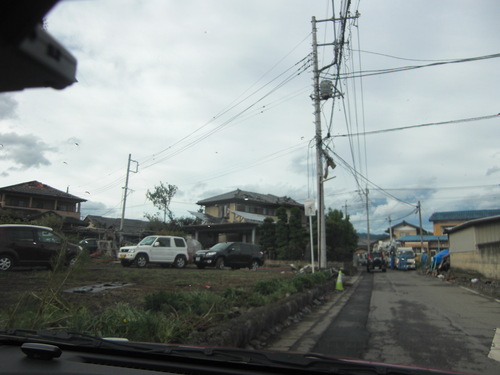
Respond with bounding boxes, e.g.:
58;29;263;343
118;235;188;268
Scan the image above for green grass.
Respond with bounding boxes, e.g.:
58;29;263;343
0;261;332;343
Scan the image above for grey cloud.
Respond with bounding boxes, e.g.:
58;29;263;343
66;137;82;146
0;133;56;174
0;94;18;120
486;166;500;176
80;201;117;218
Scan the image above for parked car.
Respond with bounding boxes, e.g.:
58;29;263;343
118;235;188;268
194;242;265;270
78;238;99;253
366;250;387;272
395;247;416;270
0;224;82;271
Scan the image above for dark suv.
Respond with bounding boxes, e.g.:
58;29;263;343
367;250;387;273
0;224;82;271
194;242;264;270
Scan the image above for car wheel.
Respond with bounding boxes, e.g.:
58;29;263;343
135;254;148;268
0;254;14;271
173;255;186;269
250;260;259;271
382;268;387;273
215;257;225;270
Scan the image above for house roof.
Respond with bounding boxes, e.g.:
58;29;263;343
446;214;500;234
230;210;267;224
398;235;448;242
84;215;149;235
28;210;87;226
188;211;225;224
196;189;302;207
0;180;86;202
386;220;420;232
428;209;500;222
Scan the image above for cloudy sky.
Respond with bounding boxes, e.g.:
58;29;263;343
1;0;498;234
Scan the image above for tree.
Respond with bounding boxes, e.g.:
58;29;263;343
259;217;276;258
145;182;178;223
288;207;306;259
325;208;358;261
275;207;289;259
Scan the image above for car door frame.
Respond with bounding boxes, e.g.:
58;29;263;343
150;236;171;262
8;227;39;264
34;228;64;266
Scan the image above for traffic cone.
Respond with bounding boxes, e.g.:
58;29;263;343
336;270;344;291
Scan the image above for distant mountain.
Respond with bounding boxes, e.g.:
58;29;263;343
357;233;387;240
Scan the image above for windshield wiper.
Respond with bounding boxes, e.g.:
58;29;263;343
0;330;458;375
140;346;458;374
0;329;140;351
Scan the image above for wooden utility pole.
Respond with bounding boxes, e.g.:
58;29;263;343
418;201;425;253
120;154;138;236
365;187;371;252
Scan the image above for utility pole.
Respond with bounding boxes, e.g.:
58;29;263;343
389;215;393;243
120;154;139;237
311;5;357;268
417;201;425;253
365;187;371;252
311;16;327;269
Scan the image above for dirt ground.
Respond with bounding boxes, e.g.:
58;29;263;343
443;268;500;300
0;259;296;315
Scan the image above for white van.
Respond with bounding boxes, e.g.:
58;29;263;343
118;235;188;268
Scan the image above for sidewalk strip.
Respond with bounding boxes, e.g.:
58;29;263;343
488;328;500;362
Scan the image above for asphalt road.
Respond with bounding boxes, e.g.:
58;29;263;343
268;269;500;375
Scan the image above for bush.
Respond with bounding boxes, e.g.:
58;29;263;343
253;279;284;295
70;303;182;343
144;290;228;317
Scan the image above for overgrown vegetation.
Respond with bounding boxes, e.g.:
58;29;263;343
259;207;358;261
0;262;332;344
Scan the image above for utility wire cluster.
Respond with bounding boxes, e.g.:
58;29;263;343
82;0;499;222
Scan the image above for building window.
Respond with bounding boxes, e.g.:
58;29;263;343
218;205;228;218
33;198;55;210
56;202;77;212
5;196;29;207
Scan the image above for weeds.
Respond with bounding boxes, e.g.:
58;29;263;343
0;266;332;344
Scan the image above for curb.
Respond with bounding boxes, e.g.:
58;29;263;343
269;271;362;352
185;271;362;349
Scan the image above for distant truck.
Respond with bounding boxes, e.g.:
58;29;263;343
395;247;416;270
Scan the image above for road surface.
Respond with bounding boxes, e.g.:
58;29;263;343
268;269;500;374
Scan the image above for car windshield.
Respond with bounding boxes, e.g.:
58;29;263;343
0;1;498;375
138;236;157;246
209;242;230;251
398;250;415;257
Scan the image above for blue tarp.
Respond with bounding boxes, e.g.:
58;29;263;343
434;249;449;263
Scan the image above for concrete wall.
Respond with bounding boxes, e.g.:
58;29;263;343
451;251;498;280
449;223;499;280
449;226;475;253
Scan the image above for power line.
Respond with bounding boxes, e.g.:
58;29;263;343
325;144;416;207
353;49;465;62
139;56;312;171
322;52;500;80
331;114;499;138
